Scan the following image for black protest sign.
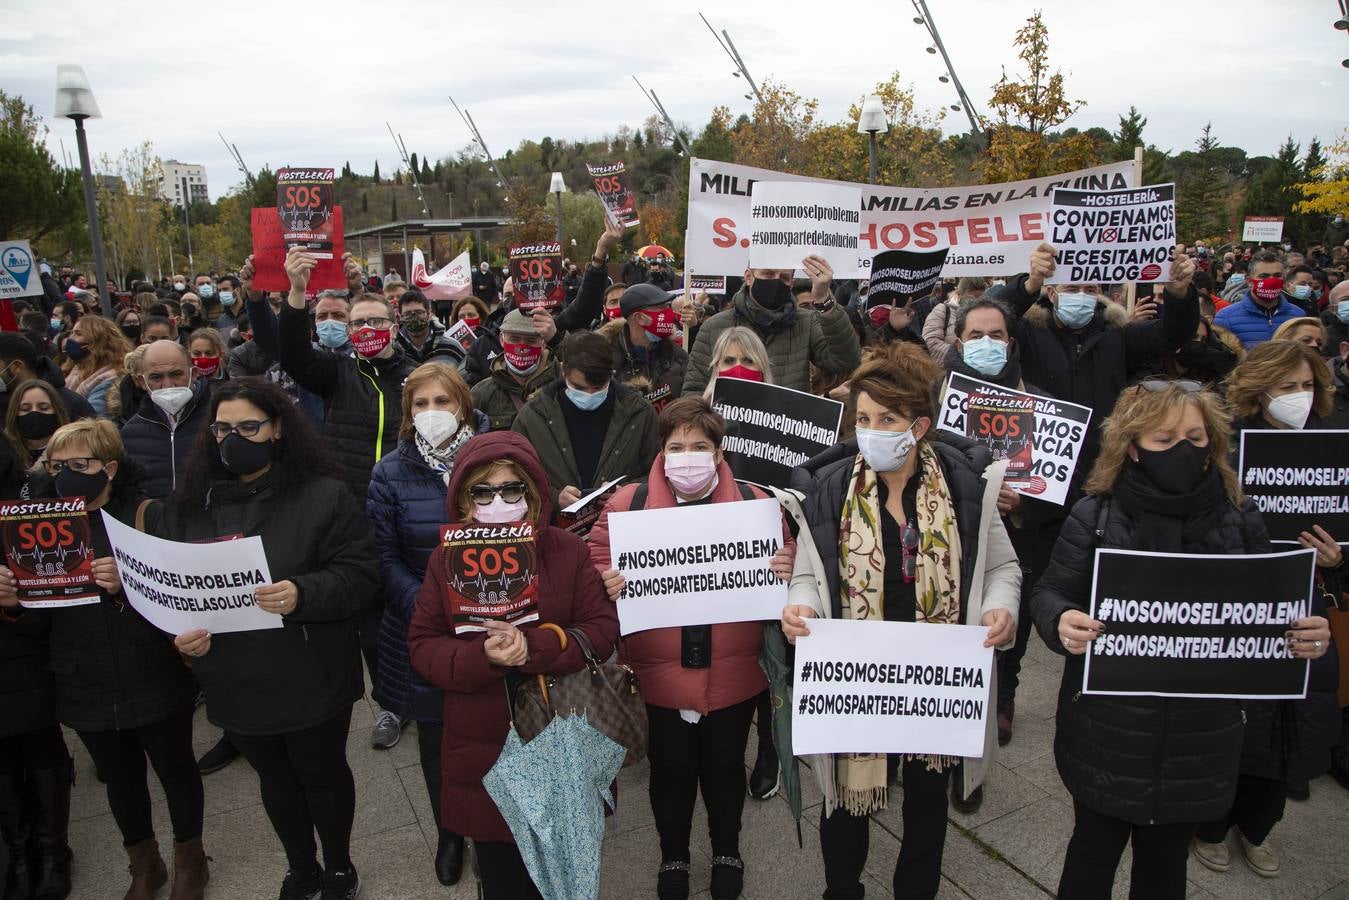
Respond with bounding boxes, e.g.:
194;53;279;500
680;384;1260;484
1239;430;1349;545
276;168;336;259
1084;548;1314;699
587;162;640;227
865;248;950;316
711;378;843;489
966;386;1034;481
508;242;565;312
0;497;98;607
440;522;540;634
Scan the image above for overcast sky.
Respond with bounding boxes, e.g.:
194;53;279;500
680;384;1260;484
9;0;1347;200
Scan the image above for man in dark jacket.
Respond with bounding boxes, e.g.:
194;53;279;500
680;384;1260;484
512;330;659;513
471;261;499;306
0;333;95;420
393;290;467;368
469;309;561;431
608;283;688;410
119;341;213;499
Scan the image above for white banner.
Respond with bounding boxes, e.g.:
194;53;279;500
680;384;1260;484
102;512;283;635
792;619;993;757
609;497;785;635
748;181;861;272
1047;183;1176;284
412;248;472;301
1242;217;1285;243
687;157;1137;278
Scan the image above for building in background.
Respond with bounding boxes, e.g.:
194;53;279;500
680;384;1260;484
158;159;208;205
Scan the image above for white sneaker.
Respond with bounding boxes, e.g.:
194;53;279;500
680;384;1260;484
1239;835;1280;878
1191;837;1230;873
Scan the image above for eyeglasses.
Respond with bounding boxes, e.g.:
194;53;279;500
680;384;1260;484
208;419;272;439
1135;379;1202;394
349;317;393;330
44;457;105;475
400;313;428;322
899;524;919;584
468;481;527;506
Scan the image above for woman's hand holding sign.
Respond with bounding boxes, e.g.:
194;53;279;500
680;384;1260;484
1287;617;1331;659
770;544;795;583
91;557;121;594
483;619;529;667
175;629;212;658
782;604;817;645
600;568;625;602
255;581;298;615
0;565;17;607
981;608;1015;648
1298;525;1343;569
1057;609;1105;655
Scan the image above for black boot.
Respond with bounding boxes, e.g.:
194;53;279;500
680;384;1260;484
0;770;34;900
434;829;463;886
29;765;72;900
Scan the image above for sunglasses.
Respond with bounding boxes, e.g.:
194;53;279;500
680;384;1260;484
899;524;919;584
468;481;527;506
1135;379;1202;395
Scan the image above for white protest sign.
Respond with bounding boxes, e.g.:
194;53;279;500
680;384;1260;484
1046;183;1176;284
0;241;42;299
609;497;785;635
937;372;1092;506
688;157;1137;278
1242;217;1285;243
561;476;625;515
412;248;472;301
748;181;861;273
792;618;993;757
102;512;283;635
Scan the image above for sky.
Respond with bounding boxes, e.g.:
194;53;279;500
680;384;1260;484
7;0;1347;201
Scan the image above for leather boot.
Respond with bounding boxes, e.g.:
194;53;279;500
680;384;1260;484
0;770;34;900
168;837;209;900
123;838;167;900
30;765;73;899
434;829;463;886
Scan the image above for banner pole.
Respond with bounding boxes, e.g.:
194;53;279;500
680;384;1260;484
1122;145;1146;314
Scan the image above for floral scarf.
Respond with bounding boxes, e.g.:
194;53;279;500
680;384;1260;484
415;424;474;485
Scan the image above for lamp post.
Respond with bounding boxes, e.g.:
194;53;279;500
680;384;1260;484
857;94;889;185
181;177;194;273
549;172;566;248
55;64;112;317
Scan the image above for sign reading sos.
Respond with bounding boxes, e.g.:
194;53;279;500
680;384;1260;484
459;546;523;578
282;185;326;208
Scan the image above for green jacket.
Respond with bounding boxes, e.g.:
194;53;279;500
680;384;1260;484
469;354;560;432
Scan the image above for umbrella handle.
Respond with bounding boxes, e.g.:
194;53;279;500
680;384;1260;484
538;622;569;651
533;625;568;714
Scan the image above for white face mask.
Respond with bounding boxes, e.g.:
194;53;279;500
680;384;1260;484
1264;391;1314;430
150;385;193;417
474;495;529;524
855;425;918;473
413;410;460;447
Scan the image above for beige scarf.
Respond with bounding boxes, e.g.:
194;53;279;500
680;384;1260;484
835;442;963;815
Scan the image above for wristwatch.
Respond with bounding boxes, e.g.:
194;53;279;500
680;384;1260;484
812;297;835;312
591;254;609;268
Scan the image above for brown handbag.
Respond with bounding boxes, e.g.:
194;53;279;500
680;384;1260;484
513;625;648;768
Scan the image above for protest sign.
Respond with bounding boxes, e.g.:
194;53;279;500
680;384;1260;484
588;162;640;227
0;241;42;299
937;372;1092;506
748;181;862;273
250;206;346;292
412;248;472;302
711;378;844;490
1046;183;1176;284
102;512;282;634
1;498;99;608
687;157;1136;278
687;274;727;294
445;318;475;351
440;522;539;634
1239;430;1349;545
276;167;336;258
792;618;993;757
1084;548;1315;699
509;242;565;312
608;498;785;635
865;248;949;326
1242;217;1285;243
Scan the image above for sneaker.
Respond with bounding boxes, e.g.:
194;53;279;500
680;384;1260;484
1191;837;1230;873
747;740;779;800
197;736;239;775
370;711;402;750
1239;835;1280;878
321;866;361;899
278;866;323;900
997;697;1015;746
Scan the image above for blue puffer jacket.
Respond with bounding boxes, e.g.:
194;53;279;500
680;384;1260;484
365;411;489;722
1213;293;1304;348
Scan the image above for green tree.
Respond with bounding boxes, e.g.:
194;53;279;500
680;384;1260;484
0;90;84;244
373;160;381;183
1241;136;1303;242
420;158;433;183
1175;124;1232;242
391;195;398;221
1110;106;1147;162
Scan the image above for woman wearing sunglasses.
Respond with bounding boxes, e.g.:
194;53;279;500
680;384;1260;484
781;344;1022;900
408;431;618;900
1031;379;1330;898
148;379;379;900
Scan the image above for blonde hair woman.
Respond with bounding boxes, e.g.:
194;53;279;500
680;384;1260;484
1271;316;1328;354
700;326;774;402
60;315;131;419
1226;340;1332;433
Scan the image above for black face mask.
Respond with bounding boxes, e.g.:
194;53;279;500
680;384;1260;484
219;433;276;476
55;467;108;501
16;411;59;441
749;278;791;310
121;324;142;342
1134;440;1210;494
1174;340;1209;371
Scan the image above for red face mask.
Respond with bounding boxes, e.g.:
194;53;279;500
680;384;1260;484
1251;276;1284;303
350;325;393;358
867;305;892;329
502;341;543;372
640;306;681;339
720;364;764;383
602;305;624;320
191;356;221;377
460;315;481;329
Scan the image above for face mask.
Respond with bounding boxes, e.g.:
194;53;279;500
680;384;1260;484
150;386;194;417
1290;284;1313;301
121;324;142;342
502;341;542;373
401;315;429;334
1228;273;1246;287
16;411;59;441
316;319;349;349
602;306;623;320
197;284;215;298
219;291;236;307
749;277;791;310
49;317;62;331
565;384;609;411
54;467;108;502
460;315;481;329
350;326;393;358
1133;440;1209;494
867;305;892;329
63;338;89;362
1251;276;1283;303
719;364;764;383
1336;300;1349;324
414;410;460;447
1265;390;1314;430
480;264;489;273
1054;292;1096;328
191;356;221;377
664;451;717;496
640;306;680;341
219;432;276;476
961;336;1008;376
475;495;529;524
173;282;186;291
1175;340;1211;371
855;425;918;473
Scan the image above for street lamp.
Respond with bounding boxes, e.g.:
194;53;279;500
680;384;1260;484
857;94;888;185
54;64;112;317
549;172;566;248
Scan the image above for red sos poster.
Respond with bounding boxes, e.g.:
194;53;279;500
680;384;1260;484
276;168;337;259
440;522;539;635
0;498;100;607
587;162;640;227
250;207;347;292
965;387;1035;480
508;242;565;313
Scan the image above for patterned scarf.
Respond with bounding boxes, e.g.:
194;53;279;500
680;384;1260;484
731;286;798;336
835;441;964;815
415;424;474;485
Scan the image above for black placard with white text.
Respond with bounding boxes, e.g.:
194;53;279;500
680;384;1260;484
1238;430;1349;545
711;378;843;490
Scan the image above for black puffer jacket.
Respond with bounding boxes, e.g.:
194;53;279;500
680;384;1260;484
607;323;688;410
147;472;379;736
119;379;213;499
1031;492;1264;825
278;303;418;505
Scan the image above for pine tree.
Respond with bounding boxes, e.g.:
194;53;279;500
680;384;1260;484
391;196;399;221
409;152;419;176
432;160;443;182
361;192;368;213
1175;123;1231;241
341;161;352;178
420;158;433;183
1242;137;1306;244
373;160;381;183
1110;106;1147;163
1302;138;1326;181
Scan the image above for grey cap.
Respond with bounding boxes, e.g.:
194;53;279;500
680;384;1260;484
619;283;671;318
501;308;534;335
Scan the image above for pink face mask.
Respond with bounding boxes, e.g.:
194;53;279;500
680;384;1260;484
664;451;717;496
